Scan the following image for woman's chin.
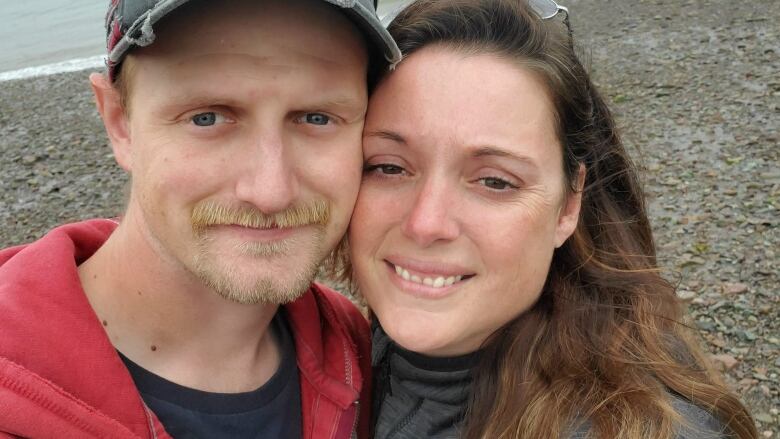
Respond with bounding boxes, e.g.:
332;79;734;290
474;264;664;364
380;317;442;355
382;320;477;357
394;337;448;356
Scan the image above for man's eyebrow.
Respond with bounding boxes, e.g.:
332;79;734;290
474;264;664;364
471;146;538;167
165;93;237;107
309;94;366;110
364;130;407;144
304;95;367;122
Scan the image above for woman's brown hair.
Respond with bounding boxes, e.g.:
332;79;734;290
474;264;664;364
349;0;757;437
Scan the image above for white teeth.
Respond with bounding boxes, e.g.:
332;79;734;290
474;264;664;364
393;264;466;289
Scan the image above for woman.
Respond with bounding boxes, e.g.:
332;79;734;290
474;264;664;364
334;0;757;438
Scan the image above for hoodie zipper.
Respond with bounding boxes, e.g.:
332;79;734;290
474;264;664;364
350;400;361;439
342;337;361;438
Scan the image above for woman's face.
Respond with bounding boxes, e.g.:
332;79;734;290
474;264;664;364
350;47;582;356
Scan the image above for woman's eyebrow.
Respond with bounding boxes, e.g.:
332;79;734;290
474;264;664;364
471;146;538;167
364;130;407;144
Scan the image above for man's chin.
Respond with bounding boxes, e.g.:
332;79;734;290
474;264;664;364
195;264;317;305
190;236;326;304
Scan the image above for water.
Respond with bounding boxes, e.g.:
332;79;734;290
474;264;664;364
0;0;106;72
0;0;408;81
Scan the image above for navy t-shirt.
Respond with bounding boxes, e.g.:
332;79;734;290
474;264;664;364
119;313;301;439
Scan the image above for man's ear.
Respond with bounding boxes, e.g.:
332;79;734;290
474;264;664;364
554;164;586;248
90;73;132;172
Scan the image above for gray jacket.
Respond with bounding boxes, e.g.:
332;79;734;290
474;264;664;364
372;325;726;439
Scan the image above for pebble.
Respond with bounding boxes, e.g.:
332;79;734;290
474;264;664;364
710;354;740;371
677;290;697;301
722;282;749;295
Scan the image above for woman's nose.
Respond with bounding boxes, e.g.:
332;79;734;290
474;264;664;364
400;178;461;247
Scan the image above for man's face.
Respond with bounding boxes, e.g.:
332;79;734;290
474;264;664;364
110;0;368;304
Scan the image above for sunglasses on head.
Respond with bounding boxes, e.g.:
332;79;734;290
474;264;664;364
381;0;571;28
528;0;568;19
529;0;573;46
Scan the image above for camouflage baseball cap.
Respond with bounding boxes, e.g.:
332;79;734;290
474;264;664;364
104;0;402;79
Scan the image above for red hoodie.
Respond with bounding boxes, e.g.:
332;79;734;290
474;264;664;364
0;219;371;439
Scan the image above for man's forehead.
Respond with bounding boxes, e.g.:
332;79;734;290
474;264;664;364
126;49;368;115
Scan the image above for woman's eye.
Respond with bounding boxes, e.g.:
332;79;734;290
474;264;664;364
365;164;405;175
479;177;517;191
191;112;226;127
300;113;331;126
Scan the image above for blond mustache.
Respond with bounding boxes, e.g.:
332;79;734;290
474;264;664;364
191;200;330;234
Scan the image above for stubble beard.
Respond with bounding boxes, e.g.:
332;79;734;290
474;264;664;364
188;199;332;305
192;230;326;305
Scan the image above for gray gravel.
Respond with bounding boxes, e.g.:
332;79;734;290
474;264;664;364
573;0;779;435
0;74;127;243
1;0;777;435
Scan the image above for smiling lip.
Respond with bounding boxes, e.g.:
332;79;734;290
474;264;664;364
384;257;474;299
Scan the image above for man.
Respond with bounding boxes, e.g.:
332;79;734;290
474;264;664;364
0;0;399;437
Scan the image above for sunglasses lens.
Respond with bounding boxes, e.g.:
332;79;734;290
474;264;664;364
528;0;559;19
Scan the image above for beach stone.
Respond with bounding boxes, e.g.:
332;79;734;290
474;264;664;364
696;320;716;332
722;282;749;295
677;290;697;301
710;354;739;371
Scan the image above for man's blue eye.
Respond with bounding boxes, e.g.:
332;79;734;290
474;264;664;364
192;112;217;126
305;113;330;125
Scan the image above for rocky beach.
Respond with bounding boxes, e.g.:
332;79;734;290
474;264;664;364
1;0;777;434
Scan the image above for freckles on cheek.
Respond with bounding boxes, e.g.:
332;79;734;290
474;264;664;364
350;206;377;238
350;200;386;244
355;191;403;224
477;219;540;262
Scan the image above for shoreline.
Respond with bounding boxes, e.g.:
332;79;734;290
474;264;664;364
0;55;104;83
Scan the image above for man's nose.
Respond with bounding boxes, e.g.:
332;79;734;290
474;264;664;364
233;131;299;214
400;178;461;247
